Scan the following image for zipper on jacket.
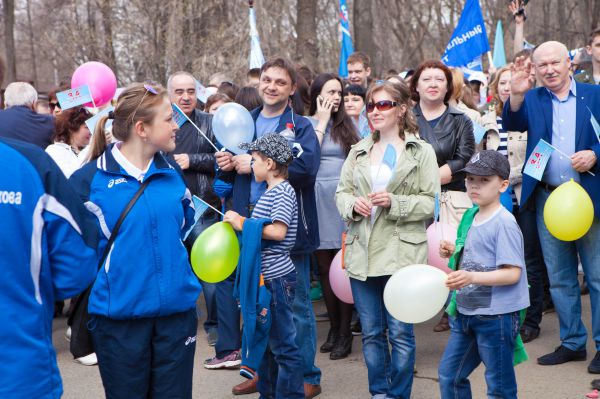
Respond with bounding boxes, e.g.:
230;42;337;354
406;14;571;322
299;189;308;232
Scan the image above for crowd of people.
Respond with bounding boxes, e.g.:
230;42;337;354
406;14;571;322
2;3;600;397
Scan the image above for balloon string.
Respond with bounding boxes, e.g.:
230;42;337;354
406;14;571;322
173;103;220;152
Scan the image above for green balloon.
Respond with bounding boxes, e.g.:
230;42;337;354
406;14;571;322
191;222;240;283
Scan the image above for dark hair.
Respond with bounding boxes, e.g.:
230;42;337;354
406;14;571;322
290;74;310;115
513;48;532;63
217;81;239;102
410;60;454;104
347;52;371;69
48;84;69;105
308;73;360;154
205;93;232;113
260;57;298;85
345;84;366;100
235;86;262;111
588;27;600;45
366;81;418;141
247;68;261;79
254;152;289;179
297;65;315;87
53;107;91;144
87;82;167;161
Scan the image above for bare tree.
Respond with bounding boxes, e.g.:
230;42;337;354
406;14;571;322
296;0;318;69
2;0;17;83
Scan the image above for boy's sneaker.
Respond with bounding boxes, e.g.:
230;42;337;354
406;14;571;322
204;350;241;369
74;353;98;366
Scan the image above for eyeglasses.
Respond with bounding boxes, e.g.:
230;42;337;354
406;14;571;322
130;83;158;123
49;101;60;111
366;100;398;113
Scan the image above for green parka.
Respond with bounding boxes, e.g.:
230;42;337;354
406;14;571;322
335;134;441;281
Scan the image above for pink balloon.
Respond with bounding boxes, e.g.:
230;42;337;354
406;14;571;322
329;250;354;304
71;62;117;107
426;222;457;274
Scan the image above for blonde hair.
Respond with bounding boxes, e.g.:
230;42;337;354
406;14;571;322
86;82;167;161
365;81;418;141
490;66;512;114
450;68;478;110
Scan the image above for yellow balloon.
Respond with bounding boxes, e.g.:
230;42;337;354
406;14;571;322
543;179;594;241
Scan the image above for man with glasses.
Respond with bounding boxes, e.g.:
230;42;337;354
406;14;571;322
0;82;55;149
504;41;600;373
166;71;222;349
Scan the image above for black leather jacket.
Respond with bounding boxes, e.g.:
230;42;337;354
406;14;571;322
168;109;220;214
413;104;475;191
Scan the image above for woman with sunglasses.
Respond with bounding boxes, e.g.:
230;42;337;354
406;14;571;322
48;85;69;117
69;83;201;398
45;107;92;178
307;73;360;360
336;81;439;399
410;60;475;333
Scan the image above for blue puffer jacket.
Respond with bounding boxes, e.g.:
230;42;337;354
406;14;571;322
0;138;97;399
69;144;202;319
218;106;321;254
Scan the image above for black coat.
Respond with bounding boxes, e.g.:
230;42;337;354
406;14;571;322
413;104;475;191
168;109;220;214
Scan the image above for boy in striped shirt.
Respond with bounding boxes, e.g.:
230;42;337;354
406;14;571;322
224;133;303;398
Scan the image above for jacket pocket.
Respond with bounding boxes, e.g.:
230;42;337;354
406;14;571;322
343;234;358;268
396;231;428;265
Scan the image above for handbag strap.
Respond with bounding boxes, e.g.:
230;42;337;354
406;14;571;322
96;178;151;271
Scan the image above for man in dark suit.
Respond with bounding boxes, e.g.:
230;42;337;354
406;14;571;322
0;82;55;149
504;41;600;373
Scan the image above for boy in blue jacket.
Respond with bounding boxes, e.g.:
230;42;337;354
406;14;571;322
224;133;303;398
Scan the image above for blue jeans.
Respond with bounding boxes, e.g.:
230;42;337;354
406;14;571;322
291;254;321;385
215;271;241;357
438;312;520;399
350;276;415;399
535;186;600;351
515;206;546;331
258;272;304;399
185;214;219;333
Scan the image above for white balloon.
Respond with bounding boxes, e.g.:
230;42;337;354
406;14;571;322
383;264;449;324
212;103;256;155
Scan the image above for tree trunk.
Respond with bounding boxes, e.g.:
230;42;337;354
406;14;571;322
296;0;318;70
100;0;118;80
353;0;379;75
2;0;17;83
556;0;568;45
26;0;38;85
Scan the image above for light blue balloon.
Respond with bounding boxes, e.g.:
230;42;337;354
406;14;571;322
500;186;514;213
212;103;255;155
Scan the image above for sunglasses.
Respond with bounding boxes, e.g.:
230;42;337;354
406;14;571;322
366;100;398;113
130;83;158;123
49;101;60;111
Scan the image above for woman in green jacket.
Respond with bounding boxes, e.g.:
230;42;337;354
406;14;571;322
335;81;440;399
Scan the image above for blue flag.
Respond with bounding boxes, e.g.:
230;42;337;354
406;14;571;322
249;6;265;69
588;107;600;143
338;0;354;78
523;139;555;181
441;0;490;69
472;121;487;144
492;20;506;68
172;104;187;128
434;192;440;222
85;106;114;135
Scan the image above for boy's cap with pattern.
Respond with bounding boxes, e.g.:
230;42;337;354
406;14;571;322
459;150;510;180
239;133;293;165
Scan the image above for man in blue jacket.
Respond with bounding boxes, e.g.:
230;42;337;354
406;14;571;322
216;57;322;398
503;41;600;373
0;137;98;398
0;82;55;149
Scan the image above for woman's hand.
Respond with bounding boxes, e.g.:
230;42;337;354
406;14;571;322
368;191;392;208
223;210;244;231
353;197;372;217
439;240;455;259
315;95;334;125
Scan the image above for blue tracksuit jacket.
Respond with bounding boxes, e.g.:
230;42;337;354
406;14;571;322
0;137;97;398
69;144;202;319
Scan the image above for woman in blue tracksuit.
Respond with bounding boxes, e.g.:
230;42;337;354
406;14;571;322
70;83;202;399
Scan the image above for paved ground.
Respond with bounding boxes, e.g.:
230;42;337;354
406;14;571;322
55;295;596;398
